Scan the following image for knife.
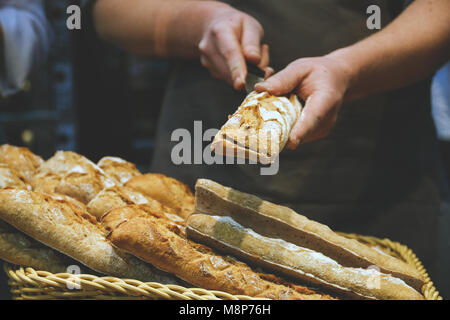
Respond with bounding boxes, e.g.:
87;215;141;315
245;63;266;94
245;63;306;106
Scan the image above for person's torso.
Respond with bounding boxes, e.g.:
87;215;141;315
151;0;442;270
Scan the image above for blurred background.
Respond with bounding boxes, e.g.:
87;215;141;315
0;0;168;173
0;0;449;298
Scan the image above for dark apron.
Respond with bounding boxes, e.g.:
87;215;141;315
152;0;443;278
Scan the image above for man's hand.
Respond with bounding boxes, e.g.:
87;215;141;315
256;0;449;150
93;0;269;91
255;54;352;148
198;5;269;90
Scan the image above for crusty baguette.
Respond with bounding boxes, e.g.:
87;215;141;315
97;156;141;185
194;179;426;292
186;214;424;300
0;144;43;183
31;151;116;204
125;173;194;220
212;92;302;164
101;204;333;300
0;220;72;273
0;164;31;190
87;185;183;223
0;188;179;284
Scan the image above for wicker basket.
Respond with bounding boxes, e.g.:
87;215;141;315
4;233;442;300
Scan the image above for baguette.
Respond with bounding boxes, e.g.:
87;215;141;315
211;92;302;164
125;173;194;220
101;204;333;300
0;144;43;183
0;188;179;284
0;219;72;273
87;185;183;223
31;151;116;204
194;179;426;291
97;156;141;185
186;214;424;300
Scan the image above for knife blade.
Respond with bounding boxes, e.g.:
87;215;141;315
245;63;266;94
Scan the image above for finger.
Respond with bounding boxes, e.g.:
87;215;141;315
288;94;334;148
264;67;275;79
200;54;233;85
255;61;310;96
241;19;263;64
214;28;247;90
200;35;239;86
258;44;270;69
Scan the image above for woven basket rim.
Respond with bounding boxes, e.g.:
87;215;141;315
4;232;443;300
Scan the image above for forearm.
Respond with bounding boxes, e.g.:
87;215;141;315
330;0;450;102
93;0;229;58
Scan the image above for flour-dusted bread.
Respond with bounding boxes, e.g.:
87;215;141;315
0;164;31;190
0;219;73;273
87;185;183;223
101;204;332;300
212;92;302;164
125;173;194;220
31;151;116;204
186;214;424;300
0;188;179;283
0;144;43;183
97;156;141;185
194;179;426;292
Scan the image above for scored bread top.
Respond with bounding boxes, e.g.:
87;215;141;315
0;163;31;190
0;144;43;183
211;92;302;163
125;173;194;220
87;185;183;223
31;151;116;204
97;156;141;185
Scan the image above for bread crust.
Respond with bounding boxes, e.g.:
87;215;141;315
0;144;43;183
0;164;31;190
31;151;116;204
97;156;141;185
212;92;302;164
125;173;194;220
0;188;179;283
87;185;182;223
211;136;273;164
101;204;333;300
186;214;424;300
0;219;73;273
194;179;426;292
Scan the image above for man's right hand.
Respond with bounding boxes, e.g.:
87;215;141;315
198;4;269;90
93;0;269;90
